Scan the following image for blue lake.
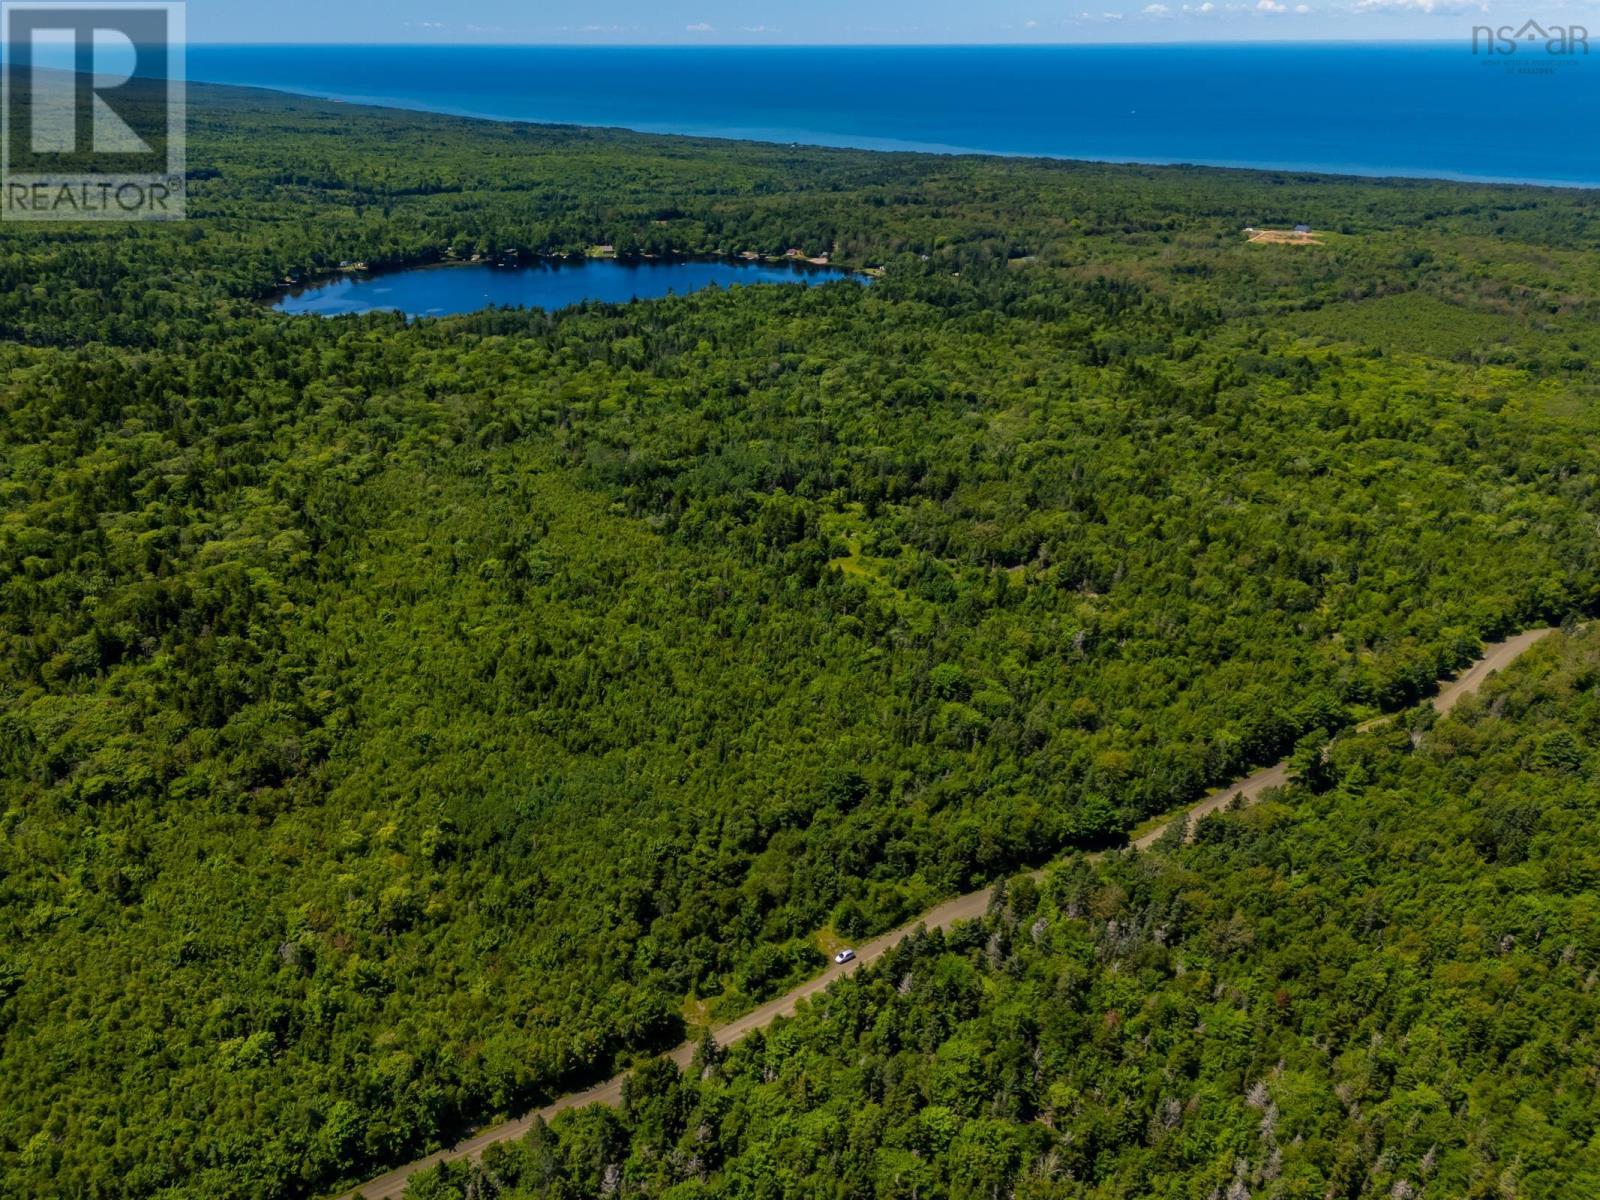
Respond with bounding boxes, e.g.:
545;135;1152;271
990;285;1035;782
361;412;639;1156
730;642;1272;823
273;257;860;318
192;45;1599;188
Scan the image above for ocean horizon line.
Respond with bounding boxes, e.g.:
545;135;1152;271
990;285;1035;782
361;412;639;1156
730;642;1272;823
174;38;1491;51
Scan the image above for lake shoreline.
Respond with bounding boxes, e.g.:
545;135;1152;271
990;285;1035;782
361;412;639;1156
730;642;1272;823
271;252;867;318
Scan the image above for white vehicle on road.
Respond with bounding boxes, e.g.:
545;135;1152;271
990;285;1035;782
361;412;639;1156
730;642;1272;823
834;948;856;965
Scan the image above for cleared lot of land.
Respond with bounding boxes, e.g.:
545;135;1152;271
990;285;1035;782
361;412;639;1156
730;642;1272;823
1245;227;1324;245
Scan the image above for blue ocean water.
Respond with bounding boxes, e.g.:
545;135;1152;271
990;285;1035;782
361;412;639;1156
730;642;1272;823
188;44;1597;187
273;257;858;318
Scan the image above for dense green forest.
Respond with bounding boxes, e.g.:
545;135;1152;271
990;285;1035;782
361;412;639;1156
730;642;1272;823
402;626;1600;1200
2;83;1599;1199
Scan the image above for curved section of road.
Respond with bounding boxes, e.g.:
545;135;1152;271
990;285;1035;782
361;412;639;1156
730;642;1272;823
1431;627;1554;712
339;626;1558;1200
